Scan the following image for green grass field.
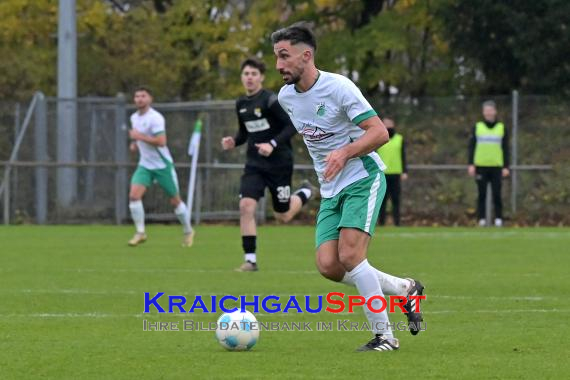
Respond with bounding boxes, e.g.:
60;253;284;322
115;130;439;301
1;225;569;379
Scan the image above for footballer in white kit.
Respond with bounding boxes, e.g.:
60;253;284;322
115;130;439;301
127;86;193;247
272;23;425;352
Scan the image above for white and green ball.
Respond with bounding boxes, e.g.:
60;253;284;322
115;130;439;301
215;310;259;351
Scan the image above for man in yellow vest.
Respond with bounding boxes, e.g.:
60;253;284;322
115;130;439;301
468;100;510;227
377;117;408;226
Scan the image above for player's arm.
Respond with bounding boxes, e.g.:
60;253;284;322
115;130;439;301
234;122;248;147
222;103;249;150
269;94;297;145
255;94;296;157
129;114;167;147
323;116;388;181
323;79;389;181
342;116;389;157
129;129;166;147
221;121;247;150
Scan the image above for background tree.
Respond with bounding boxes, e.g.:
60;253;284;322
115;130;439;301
1;0;568;101
438;0;570;96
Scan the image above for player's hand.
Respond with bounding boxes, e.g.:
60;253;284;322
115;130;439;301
502;168;510;177
129;142;138;153
401;173;408;181
221;136;235;150
323;148;349;182
468;165;476;177
129;129;144;141
255;143;274;157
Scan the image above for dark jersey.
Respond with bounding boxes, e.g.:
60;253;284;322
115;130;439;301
234;89;297;169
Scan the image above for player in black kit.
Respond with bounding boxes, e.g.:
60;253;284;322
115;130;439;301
221;57;313;272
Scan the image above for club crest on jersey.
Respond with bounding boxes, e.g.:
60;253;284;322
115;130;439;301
254;107;262;117
300;124;334;142
316;102;326;117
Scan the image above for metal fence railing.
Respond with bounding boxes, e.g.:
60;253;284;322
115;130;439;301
0;92;568;225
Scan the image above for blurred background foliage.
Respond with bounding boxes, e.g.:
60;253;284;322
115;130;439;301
1;0;569;101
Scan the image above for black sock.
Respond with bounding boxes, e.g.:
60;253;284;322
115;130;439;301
295;190;309;205
242;235;256;255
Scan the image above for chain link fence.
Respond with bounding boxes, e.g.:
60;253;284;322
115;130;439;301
0;92;568;225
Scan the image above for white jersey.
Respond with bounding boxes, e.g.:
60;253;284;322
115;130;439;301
130;108;174;170
278;71;386;198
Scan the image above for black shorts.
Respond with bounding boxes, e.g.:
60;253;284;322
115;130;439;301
239;165;293;213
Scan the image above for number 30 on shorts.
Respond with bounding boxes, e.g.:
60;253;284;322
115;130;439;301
276;186;290;202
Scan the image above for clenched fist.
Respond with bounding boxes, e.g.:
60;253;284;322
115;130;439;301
255;143;274;157
221;136;236;150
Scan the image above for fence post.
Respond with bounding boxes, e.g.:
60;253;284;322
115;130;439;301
84;105;97;202
56;0;77;208
12;103;20;218
511;90;519;215
204;112;212;218
3;177;9;225
114;94;128;225
35;92;48;224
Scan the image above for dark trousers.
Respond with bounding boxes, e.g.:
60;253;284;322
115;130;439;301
379;174;401;226
475;166;503;219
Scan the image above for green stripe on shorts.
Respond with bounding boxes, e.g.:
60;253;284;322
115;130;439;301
315;158;386;248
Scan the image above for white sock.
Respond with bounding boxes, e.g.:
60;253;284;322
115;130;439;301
348;259;393;338
341;272;355;286
174;202;192;234
129;200;145;234
245;253;256;263
376;270;411;296
342;268;410;296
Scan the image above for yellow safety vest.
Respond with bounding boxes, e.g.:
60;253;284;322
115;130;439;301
377;133;404;174
474;121;504;167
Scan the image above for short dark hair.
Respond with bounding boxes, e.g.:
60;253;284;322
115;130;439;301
482;100;496;109
271;22;317;51
240;57;266;74
134;86;152;96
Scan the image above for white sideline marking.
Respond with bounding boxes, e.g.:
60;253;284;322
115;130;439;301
431;295;549;301
0;309;569;319
379;231;570;239
66;268;319;275
17;288;138;295
425;309;570;315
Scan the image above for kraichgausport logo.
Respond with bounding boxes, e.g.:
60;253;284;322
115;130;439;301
143;292;426;314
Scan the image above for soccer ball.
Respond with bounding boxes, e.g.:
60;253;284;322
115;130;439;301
215;310;259;351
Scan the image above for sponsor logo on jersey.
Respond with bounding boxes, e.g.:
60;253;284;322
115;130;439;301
244;118;270;133
300;125;334;142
